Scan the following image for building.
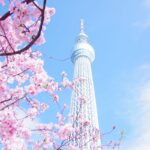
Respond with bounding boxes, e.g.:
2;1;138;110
70;20;101;150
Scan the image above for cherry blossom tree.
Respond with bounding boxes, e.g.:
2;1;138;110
0;1;123;149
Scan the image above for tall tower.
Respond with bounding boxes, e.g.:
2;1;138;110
70;20;101;150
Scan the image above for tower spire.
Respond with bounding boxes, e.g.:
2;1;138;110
80;19;84;33
70;20;101;149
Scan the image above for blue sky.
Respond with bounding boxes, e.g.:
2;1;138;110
42;0;150;149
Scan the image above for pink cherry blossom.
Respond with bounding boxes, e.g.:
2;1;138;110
0;1;115;149
67;144;79;150
25;84;37;95
40;103;49;112
52;93;59;102
27;107;38;118
56;123;74;140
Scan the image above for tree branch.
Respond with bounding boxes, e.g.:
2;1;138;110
0;0;47;56
0;0;35;21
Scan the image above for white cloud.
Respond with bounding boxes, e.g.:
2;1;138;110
15;107;37;129
133;20;150;30
121;65;150;150
144;0;150;6
132;1;150;30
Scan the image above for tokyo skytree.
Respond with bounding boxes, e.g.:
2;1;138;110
70;20;101;150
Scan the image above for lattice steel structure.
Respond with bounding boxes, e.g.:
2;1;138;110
70;20;101;150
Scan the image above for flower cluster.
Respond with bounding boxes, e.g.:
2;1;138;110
0;1;103;150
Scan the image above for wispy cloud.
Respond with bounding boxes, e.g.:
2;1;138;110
132;1;150;30
121;64;150;150
133;20;150;30
144;0;150;6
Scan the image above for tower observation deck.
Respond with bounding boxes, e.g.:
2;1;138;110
70;20;101;150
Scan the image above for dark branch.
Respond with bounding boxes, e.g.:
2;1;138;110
0;0;35;21
0;0;47;56
0;95;26;111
